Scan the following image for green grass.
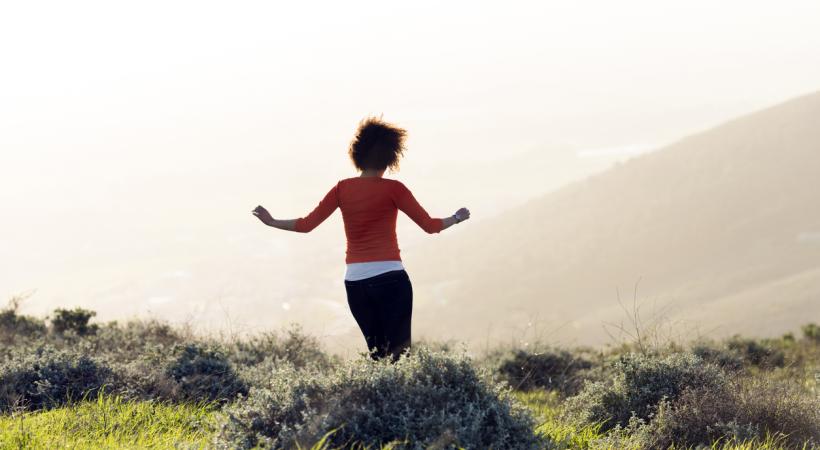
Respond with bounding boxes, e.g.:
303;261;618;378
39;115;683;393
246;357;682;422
704;435;814;450
511;389;812;450
0;397;405;450
0;395;216;449
513;389;604;449
0;391;813;449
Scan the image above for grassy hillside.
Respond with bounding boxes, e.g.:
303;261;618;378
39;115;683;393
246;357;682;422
0;396;215;449
1;303;818;449
407;91;820;346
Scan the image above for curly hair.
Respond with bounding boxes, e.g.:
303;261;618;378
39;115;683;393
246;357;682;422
348;116;407;172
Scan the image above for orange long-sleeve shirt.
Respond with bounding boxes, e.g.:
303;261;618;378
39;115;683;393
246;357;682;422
294;177;444;263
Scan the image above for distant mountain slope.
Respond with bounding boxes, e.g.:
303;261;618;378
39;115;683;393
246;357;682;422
405;91;820;346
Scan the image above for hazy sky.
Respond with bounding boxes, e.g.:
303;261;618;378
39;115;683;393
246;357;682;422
1;1;819;331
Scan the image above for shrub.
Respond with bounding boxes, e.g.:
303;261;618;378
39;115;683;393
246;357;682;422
609;375;820;449
691;336;786;372
802;323;820;342
0;306;46;343
563;352;725;432
50;307;98;336
89;319;186;363
725;336;785;369
108;345;179;402
217;348;547;450
228;324;335;371
496;348;593;395
165;343;247;404
727;376;820;446
410;336;462;354
691;342;745;371
0;347;112;411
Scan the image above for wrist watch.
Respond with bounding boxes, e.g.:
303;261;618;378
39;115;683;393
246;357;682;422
452;213;461;223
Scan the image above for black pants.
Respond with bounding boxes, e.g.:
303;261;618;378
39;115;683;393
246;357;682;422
344;269;413;362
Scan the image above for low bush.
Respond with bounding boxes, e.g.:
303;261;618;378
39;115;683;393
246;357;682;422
165;343;247;404
691;342;745;371
496;348;593;395
217;348;548;450
725;335;785;369
108;345;179;402
563;352;725;432
228;324;335;371
802;323;820;342
113;342;248;404
0;310;46;347
89;319;187;363
50;307;99;336
691;335;787;372
0;297;47;349
0;347;112;412
409;336;462;354
595;374;820;449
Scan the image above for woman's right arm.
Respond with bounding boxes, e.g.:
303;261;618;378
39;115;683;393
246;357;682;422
440;207;471;230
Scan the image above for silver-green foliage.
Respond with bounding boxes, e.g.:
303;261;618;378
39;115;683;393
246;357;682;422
563;352;725;432
217;348;548;449
165;343;248;404
627;374;819;449
0;347;112;412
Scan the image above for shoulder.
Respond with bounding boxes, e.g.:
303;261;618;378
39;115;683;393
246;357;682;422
327;179;346;197
384;179;412;199
383;178;407;189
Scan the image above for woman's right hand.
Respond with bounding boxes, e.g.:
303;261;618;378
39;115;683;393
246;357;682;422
455;207;470;222
252;205;275;226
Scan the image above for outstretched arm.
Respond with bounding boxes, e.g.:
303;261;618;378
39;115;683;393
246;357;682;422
394;182;470;233
251;207;298;231
252;183;339;233
440;207;471;230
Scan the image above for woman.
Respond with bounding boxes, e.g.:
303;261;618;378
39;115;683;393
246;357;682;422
252;117;470;362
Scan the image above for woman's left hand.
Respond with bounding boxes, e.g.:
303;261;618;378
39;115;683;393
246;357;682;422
252;205;275;226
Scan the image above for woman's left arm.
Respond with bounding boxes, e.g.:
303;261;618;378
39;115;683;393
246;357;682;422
252;183;339;233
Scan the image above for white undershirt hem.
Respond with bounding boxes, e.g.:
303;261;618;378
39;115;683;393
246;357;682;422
344;260;405;281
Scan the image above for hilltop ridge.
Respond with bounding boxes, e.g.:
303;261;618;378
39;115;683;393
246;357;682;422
407;90;820;346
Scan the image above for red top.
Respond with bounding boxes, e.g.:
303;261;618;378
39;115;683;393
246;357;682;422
294;177;444;263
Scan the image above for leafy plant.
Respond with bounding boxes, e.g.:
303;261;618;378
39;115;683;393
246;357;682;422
217;348;547;450
496;348;593;395
50;307;99;336
563;352;725;432
165;343;247;404
0;347;112;412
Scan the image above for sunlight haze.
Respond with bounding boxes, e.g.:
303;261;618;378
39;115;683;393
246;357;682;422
2;0;819;353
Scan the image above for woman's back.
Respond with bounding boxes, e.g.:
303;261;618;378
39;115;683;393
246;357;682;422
252;116;469;362
294;177;444;263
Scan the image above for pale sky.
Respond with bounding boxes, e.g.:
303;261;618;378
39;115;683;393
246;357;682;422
1;0;819;334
